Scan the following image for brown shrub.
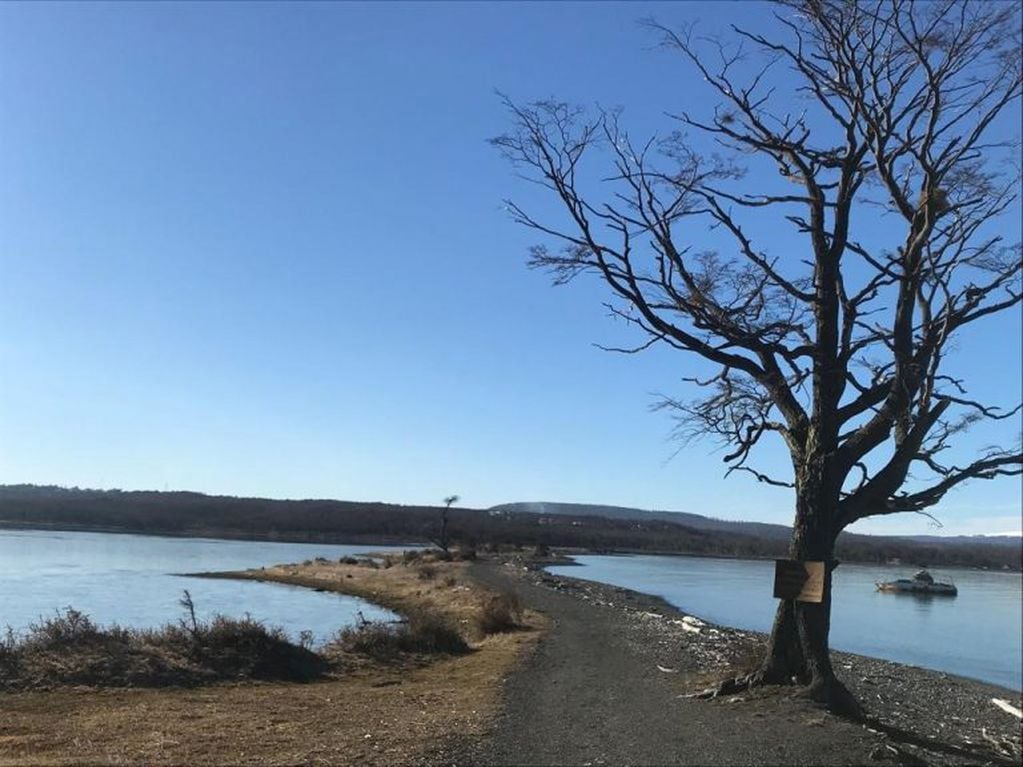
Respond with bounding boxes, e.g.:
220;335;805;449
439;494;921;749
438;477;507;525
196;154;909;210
476;591;523;635
331;611;468;660
0;604;327;691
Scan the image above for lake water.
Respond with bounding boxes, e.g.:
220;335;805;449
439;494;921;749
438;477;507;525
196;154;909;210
548;554;1023;691
0;529;408;645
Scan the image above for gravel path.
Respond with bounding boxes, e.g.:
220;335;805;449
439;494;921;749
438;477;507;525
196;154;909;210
440;559;1022;767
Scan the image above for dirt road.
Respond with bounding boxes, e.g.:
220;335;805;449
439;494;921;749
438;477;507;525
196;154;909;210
444;561;877;766
441;560;1021;767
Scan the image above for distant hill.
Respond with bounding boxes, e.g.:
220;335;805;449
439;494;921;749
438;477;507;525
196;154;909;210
490;501;1023;551
1;485;1019;570
0;484;730;554
489;501;792;540
898;534;1022;548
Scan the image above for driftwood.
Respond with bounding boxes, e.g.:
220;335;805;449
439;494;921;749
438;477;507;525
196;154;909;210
979;726;1021;759
991;699;1022;719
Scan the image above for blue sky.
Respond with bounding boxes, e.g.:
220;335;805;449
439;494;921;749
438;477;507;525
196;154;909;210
1;1;1019;536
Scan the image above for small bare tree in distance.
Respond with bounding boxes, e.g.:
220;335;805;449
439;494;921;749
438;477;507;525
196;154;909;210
492;0;1021;716
436;494;460;553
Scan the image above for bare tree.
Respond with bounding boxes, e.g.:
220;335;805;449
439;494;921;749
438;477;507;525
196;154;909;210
179;589;201;640
492;0;1021;716
436;494;460;553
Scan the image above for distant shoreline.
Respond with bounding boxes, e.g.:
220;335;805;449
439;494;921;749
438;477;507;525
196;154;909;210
0;519;424;548
1;521;1020;574
4;484;1019;571
554;545;1023;574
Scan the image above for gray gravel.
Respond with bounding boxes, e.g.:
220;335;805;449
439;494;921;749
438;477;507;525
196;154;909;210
436;559;1022;767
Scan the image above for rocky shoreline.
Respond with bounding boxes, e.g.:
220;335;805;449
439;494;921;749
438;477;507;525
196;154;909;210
509;558;1021;765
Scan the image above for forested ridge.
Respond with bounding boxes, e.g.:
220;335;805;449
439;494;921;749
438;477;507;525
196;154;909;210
0;485;1018;570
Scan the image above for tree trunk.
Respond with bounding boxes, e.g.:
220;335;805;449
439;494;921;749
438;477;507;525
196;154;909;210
438;509;450;553
746;494;863;719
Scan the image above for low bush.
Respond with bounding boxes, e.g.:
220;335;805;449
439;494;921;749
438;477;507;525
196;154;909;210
403;611;469;654
1;609;166;689
476;591;523;635
331;611;468;661
339;556;359;565
176;614;325;682
331;622;399;660
417;564;437;580
0;601;327;691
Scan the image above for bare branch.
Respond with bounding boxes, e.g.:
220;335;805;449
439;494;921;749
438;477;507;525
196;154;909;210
494;0;1021;544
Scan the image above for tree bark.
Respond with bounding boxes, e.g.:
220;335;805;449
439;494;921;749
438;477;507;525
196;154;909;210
438;509;450;553
745;492;864;719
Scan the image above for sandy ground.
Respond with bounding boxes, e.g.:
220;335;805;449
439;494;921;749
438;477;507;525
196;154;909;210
0;641;535;766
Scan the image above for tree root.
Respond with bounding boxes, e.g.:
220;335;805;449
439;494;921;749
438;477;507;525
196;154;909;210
694;671;865;721
692;671;760;700
806;674;865;721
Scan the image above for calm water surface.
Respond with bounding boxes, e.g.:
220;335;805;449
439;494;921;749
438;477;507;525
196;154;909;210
548;554;1022;691
0;530;410;645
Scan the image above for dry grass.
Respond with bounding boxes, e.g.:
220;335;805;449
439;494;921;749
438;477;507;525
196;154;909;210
0;554;544;766
330;610;469;660
0;635;534;766
205;553;531;643
0;608;326;690
476;591;524;635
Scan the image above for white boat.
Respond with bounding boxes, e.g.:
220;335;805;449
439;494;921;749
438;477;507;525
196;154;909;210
876;568;957;596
